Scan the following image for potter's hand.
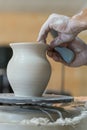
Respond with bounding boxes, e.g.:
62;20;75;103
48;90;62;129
37;9;87;47
47;37;87;67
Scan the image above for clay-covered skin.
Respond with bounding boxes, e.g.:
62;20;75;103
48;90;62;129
37;9;87;67
47;37;87;67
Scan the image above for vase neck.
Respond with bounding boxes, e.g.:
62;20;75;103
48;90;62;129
10;43;48;58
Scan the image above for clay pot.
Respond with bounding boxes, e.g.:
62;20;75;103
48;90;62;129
7;42;51;97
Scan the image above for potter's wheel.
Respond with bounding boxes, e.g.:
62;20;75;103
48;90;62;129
0;93;73;106
0;93;74;123
0;94;87;130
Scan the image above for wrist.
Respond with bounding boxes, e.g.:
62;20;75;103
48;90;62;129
69;19;87;35
71;8;87;34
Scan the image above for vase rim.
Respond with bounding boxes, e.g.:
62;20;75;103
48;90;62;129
10;42;48;47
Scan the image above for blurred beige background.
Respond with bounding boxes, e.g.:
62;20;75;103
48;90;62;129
0;0;86;15
0;0;87;96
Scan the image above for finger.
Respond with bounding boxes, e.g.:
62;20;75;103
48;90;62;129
52;54;70;66
50;33;75;48
37;13;59;43
53;55;61;61
50;37;64;47
47;50;58;58
52;52;63;62
37;18;51;43
47;50;69;65
47;46;54;51
47;51;53;57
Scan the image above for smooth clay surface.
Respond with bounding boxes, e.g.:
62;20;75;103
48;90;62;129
7;42;51;97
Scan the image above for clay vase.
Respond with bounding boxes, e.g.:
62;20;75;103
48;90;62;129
7;42;51;97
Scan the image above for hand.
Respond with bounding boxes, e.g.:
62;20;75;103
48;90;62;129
37;9;87;47
47;37;87;67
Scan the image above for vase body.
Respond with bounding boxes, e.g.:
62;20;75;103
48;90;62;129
7;42;51;97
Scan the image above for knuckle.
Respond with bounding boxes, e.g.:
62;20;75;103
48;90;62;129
49;13;58;19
